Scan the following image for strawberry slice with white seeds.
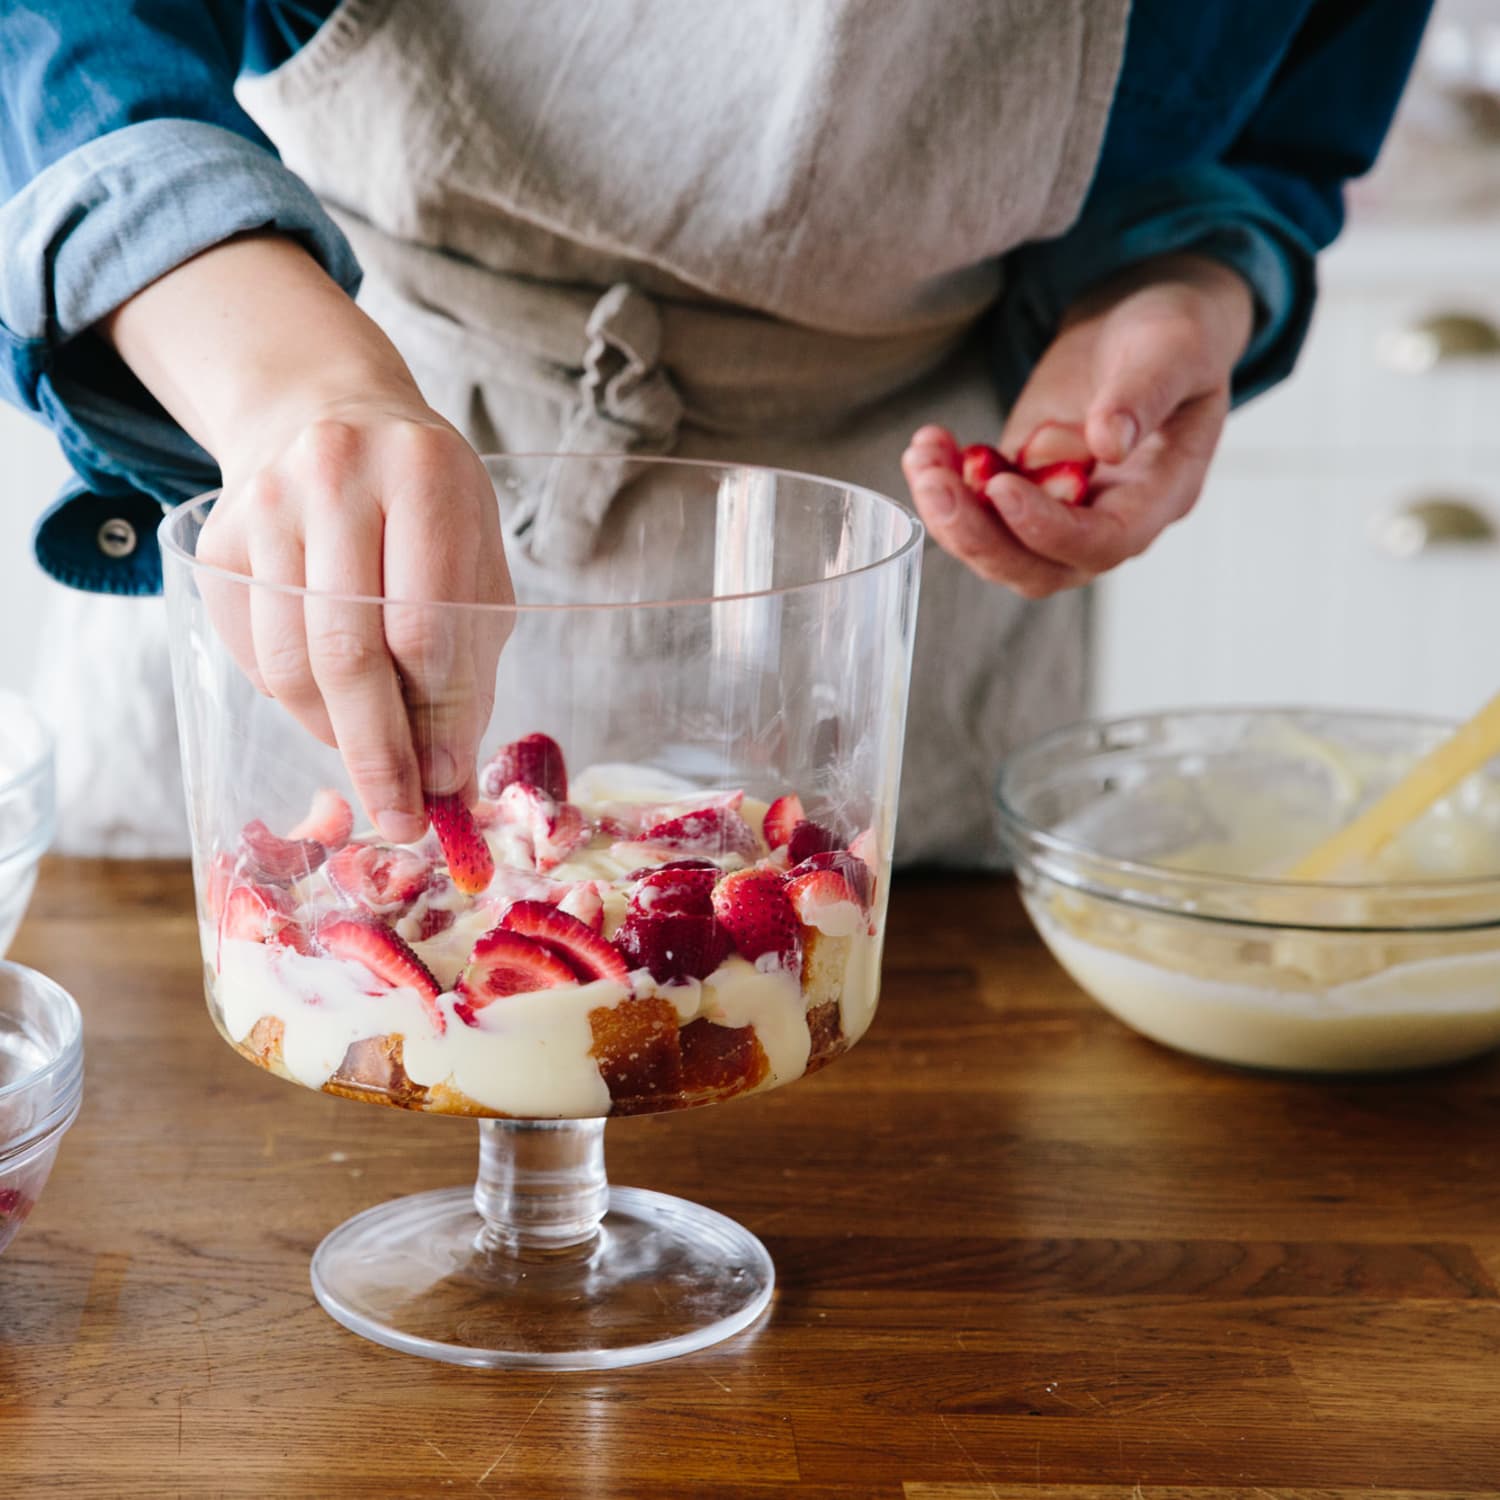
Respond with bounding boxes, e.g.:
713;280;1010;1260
556;881;605;933
761;793;805;851
624;804;759;862
787;849;874;909
454;928;576;1025
1027;459;1094;506
785;866;866;937
961;443;1015;494
317;916;445;1033
219;883;293;947
479;732;569;803
711;867;803;972
500;900;631;985
326;842;433;915
494;783;590;872
238;820;327;885
425;794;495;895
287;788;353;849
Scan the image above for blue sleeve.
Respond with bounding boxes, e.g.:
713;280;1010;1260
993;0;1433;411
0;2;359;595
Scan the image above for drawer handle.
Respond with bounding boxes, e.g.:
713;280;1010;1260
1378;312;1500;372
1376;497;1495;558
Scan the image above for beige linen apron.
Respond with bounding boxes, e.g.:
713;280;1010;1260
237;0;1129;866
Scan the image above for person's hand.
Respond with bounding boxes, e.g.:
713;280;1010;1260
200;392;509;844
103;234;511;842
902;252;1254;598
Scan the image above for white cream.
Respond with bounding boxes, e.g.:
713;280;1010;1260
1033;900;1500;1073
209;764;887;1114
1028;721;1500;1072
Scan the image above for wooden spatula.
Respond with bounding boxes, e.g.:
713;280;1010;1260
1287;689;1500;881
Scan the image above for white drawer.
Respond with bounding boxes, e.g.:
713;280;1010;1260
1224;279;1500;459
1092;456;1500;720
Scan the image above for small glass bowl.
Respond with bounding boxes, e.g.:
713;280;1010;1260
996;707;1500;1074
0;963;83;1253
0;689;55;957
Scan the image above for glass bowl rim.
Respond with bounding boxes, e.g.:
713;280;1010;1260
158;452;924;612
995;702;1500;912
0;962;83;1160
0;689;53;809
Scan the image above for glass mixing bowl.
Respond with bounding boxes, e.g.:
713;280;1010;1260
997;707;1500;1075
0;962;83;1255
160;454;921;1368
0;690;54;957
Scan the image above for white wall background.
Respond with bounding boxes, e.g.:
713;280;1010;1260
0;405;69;697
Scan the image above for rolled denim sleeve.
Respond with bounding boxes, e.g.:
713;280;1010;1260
992;0;1433;414
0;1;358;592
0;120;361;591
992;165;1314;410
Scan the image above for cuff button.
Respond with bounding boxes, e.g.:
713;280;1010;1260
97;519;138;559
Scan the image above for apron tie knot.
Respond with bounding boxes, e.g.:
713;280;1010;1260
527;283;685;565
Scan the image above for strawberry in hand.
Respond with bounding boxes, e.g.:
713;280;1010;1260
901;252;1253;599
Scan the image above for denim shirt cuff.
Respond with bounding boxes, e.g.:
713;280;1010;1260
0;118;362;595
992;163;1319;411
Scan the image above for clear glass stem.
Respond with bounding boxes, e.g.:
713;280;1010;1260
473;1118;609;1257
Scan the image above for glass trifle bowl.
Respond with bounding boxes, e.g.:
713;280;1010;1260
159;455;921;1368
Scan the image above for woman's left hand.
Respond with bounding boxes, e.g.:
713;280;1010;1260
902;252;1254;598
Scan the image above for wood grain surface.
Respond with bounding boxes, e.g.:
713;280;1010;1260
2;857;1498;1498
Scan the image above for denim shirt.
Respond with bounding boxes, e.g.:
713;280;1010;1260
0;0;1433;595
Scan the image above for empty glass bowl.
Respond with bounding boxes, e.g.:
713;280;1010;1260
0;690;54;956
997;707;1500;1074
0;962;83;1254
160;454;921;1367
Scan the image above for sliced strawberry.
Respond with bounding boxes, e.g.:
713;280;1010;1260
785;866;866;936
761;793;805;851
326;842;433;915
0;1188;31;1220
787;848;874;909
785;818;841;866
454;928;576;1025
631;805;758;861
615;910;730;985
501;900;631;985
410;904;456;942
425;793;495;896
494;783;590;872
594;790;744;839
556;881;605;933
629;863;719;917
625;858;718;881
1027;459;1095;506
961;442;1015;493
479;732;568;803
317;916;445;1033
711;867;802;972
1016;420;1092;469
288;788;354;849
238;820;327;886
220;883;292;943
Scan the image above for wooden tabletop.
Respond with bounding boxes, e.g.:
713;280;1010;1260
3;857;1499;1498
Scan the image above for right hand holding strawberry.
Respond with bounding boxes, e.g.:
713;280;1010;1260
901;251;1254;598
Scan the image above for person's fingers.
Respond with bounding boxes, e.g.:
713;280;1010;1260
245;522;337;748
988;391;1227;575
195;511;266;697
1082;298;1224;465
381;432;495;798
908;459;1085;598
301;483;426;844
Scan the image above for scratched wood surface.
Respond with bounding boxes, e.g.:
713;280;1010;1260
2;857;1499;1499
